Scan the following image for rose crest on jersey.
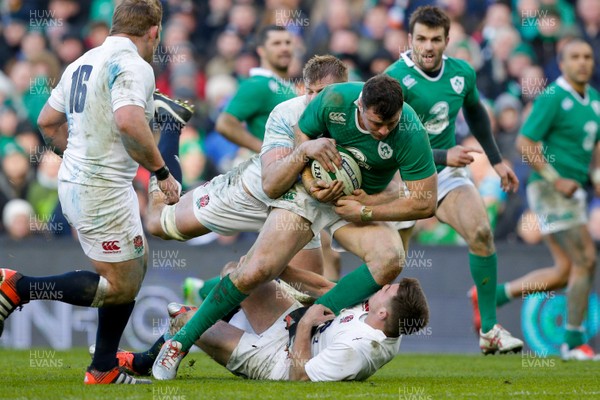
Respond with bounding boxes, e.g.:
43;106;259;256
450;76;464;94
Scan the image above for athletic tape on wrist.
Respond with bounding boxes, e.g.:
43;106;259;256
539;164;560;183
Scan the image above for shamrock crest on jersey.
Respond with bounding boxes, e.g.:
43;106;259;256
378;142;393;160
450;76;464;94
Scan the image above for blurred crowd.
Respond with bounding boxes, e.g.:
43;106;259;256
0;0;599;245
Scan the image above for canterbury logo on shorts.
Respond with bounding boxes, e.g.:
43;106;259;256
102;240;121;253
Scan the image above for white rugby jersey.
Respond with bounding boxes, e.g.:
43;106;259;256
48;36;155;187
303;303;401;381
242;95;308;202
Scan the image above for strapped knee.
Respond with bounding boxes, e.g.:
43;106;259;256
91;276;109;307
160;204;191;241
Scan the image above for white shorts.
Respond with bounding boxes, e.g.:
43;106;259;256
526;180;588;235
226;302;302;380
59;182;146;262
437;166;474;202
387;220;417;231
394;166;474;230
191;169;321;250
266;182;350;238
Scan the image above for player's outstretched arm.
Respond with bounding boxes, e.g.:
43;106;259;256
289;305;335;381
517;134;579;197
216;112;262;153
38;103;68;157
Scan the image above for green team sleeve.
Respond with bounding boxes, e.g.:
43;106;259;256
463;63;480;108
224;78;264;122
520;92;558;142
397;124;436;181
298;91;326;138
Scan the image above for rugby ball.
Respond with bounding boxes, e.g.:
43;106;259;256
310;146;362;196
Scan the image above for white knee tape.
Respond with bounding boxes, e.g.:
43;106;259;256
91;276;109;308
160;204;190;241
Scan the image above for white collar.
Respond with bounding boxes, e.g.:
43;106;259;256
105;36;138;52
401;50;447;82
556;76;590;105
249;67;279;78
353;93;371;135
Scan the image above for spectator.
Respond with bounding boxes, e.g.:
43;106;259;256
307;0;356;56
55;32;85;65
85;20;110;49
227;3;258;43
0;148;33;221
447;38;484;71
478;27;521;99
20;31;47;62
0;18;27;69
195;0;231;55
520;65;547;105
14;123;42;162
494;93;523;164
233;50;260;79
26;150;61;223
368;49;395;76
205;30;244;78
2;198;33;239
576;0;600;89
478;3;513;44
438;0;480;35
358;5;389;63
504;43;537;98
383;28;408;60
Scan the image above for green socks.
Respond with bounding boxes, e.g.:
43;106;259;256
469;253;498;333
316;264;381;315
199;276;221;300
173;274;247;351
565;326;585;349
496;283;512;307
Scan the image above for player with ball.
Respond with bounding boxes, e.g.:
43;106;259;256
153;73;439;380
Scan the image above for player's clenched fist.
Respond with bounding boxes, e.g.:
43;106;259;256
158;174;181;205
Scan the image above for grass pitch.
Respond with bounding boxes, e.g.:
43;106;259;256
1;349;599;399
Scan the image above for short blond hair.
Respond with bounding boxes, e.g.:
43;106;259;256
110;0;162;37
302;55;348;85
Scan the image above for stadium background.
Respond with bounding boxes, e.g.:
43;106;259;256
0;0;598;355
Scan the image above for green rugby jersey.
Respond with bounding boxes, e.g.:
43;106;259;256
224;67;296;141
298;82;436;194
521;76;600;186
385;52;480;172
